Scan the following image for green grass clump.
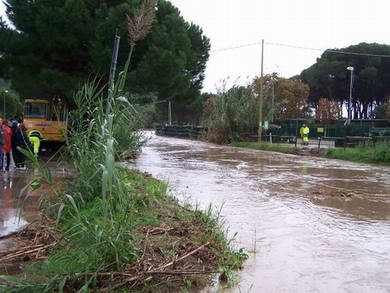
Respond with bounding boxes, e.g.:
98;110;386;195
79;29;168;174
23;171;164;280
1;170;247;292
231;141;297;155
326;143;390;164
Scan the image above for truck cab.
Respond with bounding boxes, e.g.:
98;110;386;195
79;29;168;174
23;98;68;143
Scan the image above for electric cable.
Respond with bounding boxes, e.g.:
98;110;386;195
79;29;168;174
211;40;390;58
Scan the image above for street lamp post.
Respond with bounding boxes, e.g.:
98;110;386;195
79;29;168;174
3;90;8;119
347;66;354;124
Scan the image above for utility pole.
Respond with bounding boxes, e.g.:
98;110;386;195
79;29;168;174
258;39;264;143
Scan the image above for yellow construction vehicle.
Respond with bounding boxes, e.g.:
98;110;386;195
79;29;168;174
23;98;68;144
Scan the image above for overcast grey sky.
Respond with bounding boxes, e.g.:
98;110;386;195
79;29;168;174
1;0;388;92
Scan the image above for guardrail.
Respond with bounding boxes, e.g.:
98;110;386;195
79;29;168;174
156;125;204;139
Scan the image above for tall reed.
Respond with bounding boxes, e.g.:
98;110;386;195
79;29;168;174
202;86;257;144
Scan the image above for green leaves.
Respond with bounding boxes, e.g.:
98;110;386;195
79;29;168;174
301;43;390;118
1;0;210;115
0;88;22;118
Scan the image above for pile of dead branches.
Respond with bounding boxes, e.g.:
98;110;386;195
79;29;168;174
95;221;219;291
0;215;59;274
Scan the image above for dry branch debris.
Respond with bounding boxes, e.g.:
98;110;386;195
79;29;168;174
0;216;59;273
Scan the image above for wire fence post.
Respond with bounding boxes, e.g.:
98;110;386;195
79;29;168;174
168;100;172;126
318;137;322;153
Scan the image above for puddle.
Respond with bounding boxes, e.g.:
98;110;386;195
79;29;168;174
0;174;30;238
0;162;71;252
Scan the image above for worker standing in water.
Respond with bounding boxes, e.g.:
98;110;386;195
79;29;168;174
11;120;30;169
300;123;310;146
28;131;42;158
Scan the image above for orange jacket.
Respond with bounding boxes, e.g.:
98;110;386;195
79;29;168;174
1;125;12;153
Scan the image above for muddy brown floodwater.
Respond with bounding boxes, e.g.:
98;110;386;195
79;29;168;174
136;132;390;293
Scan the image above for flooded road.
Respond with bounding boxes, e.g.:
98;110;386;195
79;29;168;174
136;133;390;292
0;163;70;253
0;174;30;238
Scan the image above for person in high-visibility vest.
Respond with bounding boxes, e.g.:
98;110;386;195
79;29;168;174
28;131;41;157
300;124;310;146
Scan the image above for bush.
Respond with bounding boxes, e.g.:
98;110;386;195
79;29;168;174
0;88;22;119
202;86;257;144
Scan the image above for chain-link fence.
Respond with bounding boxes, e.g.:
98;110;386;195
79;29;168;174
155;119;390;149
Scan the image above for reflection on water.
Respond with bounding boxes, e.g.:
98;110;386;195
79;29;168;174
136;133;390;293
0;163;70;240
0;174;29;237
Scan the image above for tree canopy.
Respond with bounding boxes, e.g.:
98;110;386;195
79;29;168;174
315;98;342;122
301;43;390;119
0;88;22;118
202;74;312;143
0;0;210;111
252;74;311;121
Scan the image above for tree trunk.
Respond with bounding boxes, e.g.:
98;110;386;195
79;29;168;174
353;101;359;119
362;102;368;119
359;101;364;119
370;102;373;119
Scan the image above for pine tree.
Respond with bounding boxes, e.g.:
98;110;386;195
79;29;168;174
0;0;210;110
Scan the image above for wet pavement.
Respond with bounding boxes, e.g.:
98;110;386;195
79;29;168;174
0;173;30;238
0;163;70;253
136;133;390;293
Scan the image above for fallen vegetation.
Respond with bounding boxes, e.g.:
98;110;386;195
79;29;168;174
0;217;59;275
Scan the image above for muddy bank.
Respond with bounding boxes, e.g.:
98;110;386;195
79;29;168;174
136;133;390;292
0;217;58;275
0;165;70;275
0;169;246;292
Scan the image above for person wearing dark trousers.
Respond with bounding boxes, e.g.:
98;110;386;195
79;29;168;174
1;119;12;171
11;121;30;169
0;123;3;171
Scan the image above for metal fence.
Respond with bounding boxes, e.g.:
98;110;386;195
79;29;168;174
270;119;390;139
155;120;390;148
